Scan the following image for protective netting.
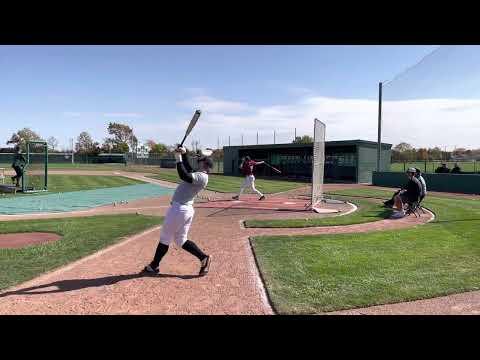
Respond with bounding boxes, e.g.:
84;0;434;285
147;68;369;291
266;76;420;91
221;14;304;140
311;119;325;206
218;130;298;147
0;183;173;214
24;142;48;192
382;46;480;162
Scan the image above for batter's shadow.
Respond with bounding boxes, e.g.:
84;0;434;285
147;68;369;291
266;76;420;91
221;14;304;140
0;272;200;298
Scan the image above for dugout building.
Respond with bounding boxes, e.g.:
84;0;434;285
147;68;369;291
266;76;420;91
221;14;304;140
223;140;392;183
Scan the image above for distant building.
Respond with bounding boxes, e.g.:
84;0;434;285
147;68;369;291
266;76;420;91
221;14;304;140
135;143;150;159
223;140;392;183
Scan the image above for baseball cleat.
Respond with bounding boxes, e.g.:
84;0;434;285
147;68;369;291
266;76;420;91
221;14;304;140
390;211;405;219
142;265;159;274
232;195;239;200
259;195;266;201
199;256;211;276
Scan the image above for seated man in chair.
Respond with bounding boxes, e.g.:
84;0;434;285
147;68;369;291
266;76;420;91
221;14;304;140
390;168;423;219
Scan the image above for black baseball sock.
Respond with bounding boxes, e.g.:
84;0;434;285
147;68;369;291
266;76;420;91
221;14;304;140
150;243;169;269
182;240;207;261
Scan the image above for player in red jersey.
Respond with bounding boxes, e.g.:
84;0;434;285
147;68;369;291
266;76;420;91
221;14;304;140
232;156;265;201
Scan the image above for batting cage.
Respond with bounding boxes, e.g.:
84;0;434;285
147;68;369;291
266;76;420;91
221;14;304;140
22;141;48;193
379;46;480;172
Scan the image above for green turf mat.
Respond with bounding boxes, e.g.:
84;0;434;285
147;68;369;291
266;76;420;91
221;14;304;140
0;183;173;214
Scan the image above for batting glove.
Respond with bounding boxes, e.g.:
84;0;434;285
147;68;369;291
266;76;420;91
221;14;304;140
175;145;187;154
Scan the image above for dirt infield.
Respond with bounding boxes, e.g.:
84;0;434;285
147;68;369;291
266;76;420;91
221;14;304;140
0;232;62;249
0;195;432;314
0;170;458;315
195;195;340;213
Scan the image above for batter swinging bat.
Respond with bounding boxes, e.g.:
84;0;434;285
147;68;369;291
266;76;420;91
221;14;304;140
263;162;282;174
180;110;201;147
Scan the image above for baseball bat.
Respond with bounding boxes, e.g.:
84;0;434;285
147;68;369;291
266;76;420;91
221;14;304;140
263;162;282;174
180;110;201;147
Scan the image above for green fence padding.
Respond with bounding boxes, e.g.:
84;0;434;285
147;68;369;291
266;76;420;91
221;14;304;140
0;183;174;215
373;171;480;195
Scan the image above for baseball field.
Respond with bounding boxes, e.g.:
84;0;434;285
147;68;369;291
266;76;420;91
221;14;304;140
0;164;479;315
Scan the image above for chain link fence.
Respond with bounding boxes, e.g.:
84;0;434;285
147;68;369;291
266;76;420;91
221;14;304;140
391;160;478;174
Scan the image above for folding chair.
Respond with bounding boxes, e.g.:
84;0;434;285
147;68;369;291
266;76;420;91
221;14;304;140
405;196;426;218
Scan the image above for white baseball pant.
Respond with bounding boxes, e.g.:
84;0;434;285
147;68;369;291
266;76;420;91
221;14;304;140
238;175;263;197
159;202;194;247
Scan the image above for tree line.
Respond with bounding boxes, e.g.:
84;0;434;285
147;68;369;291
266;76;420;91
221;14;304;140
2;123;224;160
3;125;316;161
392;142;480;162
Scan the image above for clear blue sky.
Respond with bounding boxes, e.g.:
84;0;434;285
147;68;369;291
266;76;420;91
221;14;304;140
0;45;441;149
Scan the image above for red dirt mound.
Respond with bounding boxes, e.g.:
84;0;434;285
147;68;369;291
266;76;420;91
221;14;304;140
0;232;62;249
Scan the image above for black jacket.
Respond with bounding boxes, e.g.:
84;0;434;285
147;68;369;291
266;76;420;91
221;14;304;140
12;153;26;168
405;176;422;201
176;153;194;183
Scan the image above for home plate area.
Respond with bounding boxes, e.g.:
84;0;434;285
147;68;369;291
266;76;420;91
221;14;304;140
195;195;340;213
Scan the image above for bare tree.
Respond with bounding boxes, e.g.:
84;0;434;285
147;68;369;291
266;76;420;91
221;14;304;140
47;136;59;152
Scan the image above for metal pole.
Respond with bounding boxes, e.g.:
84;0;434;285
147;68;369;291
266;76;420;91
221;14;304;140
45;142;48;189
241;134;243;145
217;137;220;173
71;138;74;164
274;131;276;144
377;82;383;172
294;128;296;141
257;132;258;145
228;136;230;147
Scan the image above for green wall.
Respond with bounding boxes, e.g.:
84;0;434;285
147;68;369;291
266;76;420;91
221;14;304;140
373;171;480;194
223;142;393;184
357;146;391;183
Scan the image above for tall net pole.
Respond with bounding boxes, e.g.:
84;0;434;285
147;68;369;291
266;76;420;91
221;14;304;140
311;119;325;207
377;82;383;172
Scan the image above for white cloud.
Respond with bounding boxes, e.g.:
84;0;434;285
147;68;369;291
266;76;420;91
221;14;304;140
168;94;480;150
177;96;249;113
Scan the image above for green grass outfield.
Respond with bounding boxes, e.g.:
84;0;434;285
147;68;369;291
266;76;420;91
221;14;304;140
1;163;223;173
1;175;145;198
391;161;478;173
251;189;480;314
0;214;162;291
147;172;307;194
0;163;129;171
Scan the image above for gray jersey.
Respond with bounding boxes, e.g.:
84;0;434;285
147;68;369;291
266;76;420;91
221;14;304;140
171;171;208;206
418;175;427;195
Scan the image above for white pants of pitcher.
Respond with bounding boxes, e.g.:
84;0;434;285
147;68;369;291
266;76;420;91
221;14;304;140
238;175;263;197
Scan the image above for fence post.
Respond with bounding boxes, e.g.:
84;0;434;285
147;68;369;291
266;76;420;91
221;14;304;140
424;160;427;173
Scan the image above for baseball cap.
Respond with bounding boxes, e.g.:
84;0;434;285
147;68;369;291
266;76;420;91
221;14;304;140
406;167;416;173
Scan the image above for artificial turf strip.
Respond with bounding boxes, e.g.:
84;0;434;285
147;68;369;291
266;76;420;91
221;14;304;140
250;194;480;314
43;174;145;193
148;173;307;194
244;198;391;228
2;175;145;198
0;214;162;291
